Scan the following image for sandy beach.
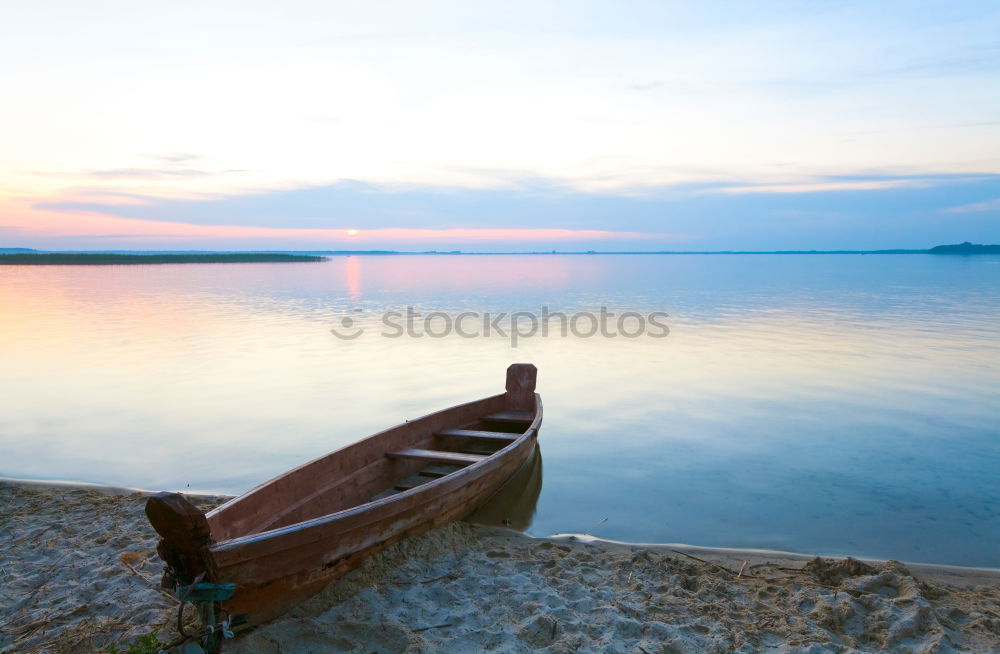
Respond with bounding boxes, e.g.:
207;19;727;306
2;480;999;654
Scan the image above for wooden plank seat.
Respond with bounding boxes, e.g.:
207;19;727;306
482;410;534;424
455;449;497;457
394;476;433;491
418;463;464;478
394;463;468;491
387;448;486;466
435;428;519;442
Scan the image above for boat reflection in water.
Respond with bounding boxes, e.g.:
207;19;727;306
465;444;543;531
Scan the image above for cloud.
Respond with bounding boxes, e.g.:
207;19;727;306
38;179;680;230
84;168;214;180
26;173;1000;250
946;198;1000;213
37;227;670;243
711;179;934;195
33;166;246;181
147;153;202;163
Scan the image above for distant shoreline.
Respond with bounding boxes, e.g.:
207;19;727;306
1;242;997;261
0;252;326;265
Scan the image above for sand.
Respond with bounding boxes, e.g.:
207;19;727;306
2;481;999;653
0;481;225;653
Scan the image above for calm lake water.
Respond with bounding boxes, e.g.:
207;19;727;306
2;254;999;567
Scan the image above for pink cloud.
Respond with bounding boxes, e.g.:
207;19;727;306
1;199;687;246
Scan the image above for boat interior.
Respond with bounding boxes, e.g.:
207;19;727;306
205;403;537;543
204;364;539;545
370;409;535;501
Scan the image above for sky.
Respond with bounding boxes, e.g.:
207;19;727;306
2;1;999;251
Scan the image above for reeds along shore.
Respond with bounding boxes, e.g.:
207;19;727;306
2;481;999;653
0;253;325;264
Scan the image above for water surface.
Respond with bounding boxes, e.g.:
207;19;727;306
1;254;998;566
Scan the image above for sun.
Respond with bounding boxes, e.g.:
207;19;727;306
345;229;359;237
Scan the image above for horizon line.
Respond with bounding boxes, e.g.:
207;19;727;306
3;243;999;256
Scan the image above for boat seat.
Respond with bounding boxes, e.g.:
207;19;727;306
435;428;519;442
419;463;464;478
394;476;433;491
387;448;486;466
482;410;533;424
455;449;497;457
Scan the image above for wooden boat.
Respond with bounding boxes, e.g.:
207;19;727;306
145;363;541;627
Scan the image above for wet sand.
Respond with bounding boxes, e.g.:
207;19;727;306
2;480;999;653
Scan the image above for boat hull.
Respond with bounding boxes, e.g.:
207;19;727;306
215;426;537;624
145;364;542;628
207;394;542;626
